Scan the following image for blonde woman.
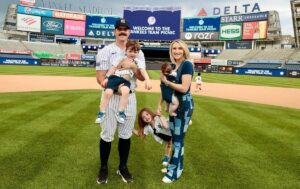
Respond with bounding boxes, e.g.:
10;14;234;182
157;39;194;183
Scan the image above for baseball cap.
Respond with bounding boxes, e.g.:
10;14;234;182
115;18;130;29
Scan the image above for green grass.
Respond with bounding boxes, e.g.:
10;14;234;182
1;65;299;88
0;90;299;188
0;65;96;77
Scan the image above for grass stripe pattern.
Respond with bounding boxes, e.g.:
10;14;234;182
0;90;299;188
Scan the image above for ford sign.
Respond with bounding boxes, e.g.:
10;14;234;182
43;20;62;30
41;17;64;35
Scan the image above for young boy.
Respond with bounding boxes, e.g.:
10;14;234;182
96;40;152;124
195;72;202;92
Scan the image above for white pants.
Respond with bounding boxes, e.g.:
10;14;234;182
100;92;137;142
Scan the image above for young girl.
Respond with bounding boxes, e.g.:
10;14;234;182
133;108;172;170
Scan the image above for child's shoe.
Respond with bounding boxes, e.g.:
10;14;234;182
162;155;170;167
95;112;106;124
116;111;126;124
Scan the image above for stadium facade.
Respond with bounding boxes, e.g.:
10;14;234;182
291;0;300;48
0;2;300;78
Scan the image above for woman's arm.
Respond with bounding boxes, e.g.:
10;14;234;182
159;116;169;129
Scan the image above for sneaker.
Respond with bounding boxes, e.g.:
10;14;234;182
162;176;173;183
95;112;106;124
115;111;126;124
162;156;170;167
161;168;167;173
117;167;133;183
96;167;108;184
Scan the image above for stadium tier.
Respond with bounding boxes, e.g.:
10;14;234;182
283;61;300;71
0;39;27;51
22;41;62;54
0;53;35;59
216;50;251;61
61;44;83;54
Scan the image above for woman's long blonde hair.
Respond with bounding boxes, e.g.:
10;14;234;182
169;39;191;63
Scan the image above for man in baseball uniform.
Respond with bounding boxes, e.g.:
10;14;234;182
95;18;145;184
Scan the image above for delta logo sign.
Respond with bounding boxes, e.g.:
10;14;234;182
199;3;261;16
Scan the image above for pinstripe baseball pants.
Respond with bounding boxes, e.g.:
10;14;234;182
100;92;137;142
165;93;194;181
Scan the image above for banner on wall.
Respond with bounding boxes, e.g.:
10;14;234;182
234;68;286;77
53;11;86;21
123;6;181;40
183;17;220;32
65;53;81;60
81;54;96;61
17;5;52;17
85;15;119;38
287;70;300;78
0;57;40;65
29;33;55;43
64;20;85;36
219;23;242;40
242;21;268;40
226;41;252;49
41;17;64;35
221;12;269;23
17;14;41;32
20;0;36;6
0;49;31;54
181;32;219;40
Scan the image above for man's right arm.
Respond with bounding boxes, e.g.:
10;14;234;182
96;70;107;87
96;47;110;87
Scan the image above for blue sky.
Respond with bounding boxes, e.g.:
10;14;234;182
0;0;293;35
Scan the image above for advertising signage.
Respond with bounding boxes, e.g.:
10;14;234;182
221;11;268;23
226;41;252;49
17;5;53;17
29;33;55;43
181;32;219;41
64;20;85;36
53;11;86;21
234;68;286;77
219;23;242;40
183;17;220;32
124;6;181;40
17;14;41;32
242;21;268;40
41;17;64;35
20;0;36;6
85;15;119;38
0;57;40;65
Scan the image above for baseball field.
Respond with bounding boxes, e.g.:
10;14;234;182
0;65;299;188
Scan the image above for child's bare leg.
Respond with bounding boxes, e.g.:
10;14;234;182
165;102;169;112
165;140;172;157
100;89;114;112
169;96;179;116
118;86;130;111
